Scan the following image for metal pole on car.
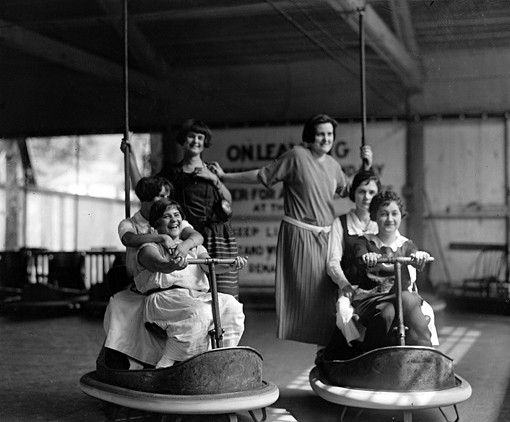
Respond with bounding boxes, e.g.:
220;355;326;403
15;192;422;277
359;7;366;149
122;0;131;218
358;7;369;168
188;258;231;349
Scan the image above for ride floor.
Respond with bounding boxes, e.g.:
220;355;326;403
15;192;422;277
1;301;509;422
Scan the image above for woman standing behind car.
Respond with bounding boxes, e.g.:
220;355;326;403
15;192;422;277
209;114;373;348
126;119;240;299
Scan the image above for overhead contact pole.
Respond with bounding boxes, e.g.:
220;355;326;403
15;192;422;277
358;7;367;154
122;0;131;218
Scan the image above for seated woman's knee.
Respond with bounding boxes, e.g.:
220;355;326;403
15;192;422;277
401;291;420;310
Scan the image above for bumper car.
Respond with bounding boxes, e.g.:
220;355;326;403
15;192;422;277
309;257;472;422
79;258;279;421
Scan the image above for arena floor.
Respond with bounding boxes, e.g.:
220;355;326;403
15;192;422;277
1;299;509;422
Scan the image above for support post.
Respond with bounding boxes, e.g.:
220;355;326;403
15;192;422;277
404;116;425;248
504;113;510;285
358;7;367;148
5;139;21;250
122;0;130;218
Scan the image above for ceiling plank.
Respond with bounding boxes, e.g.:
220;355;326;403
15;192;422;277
322;0;424;91
389;0;420;55
16;3;277;29
96;0;170;76
0;18;166;97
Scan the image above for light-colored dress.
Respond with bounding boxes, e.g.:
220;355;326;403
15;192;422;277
102;212;192;366
135;242;245;364
258;145;349;345
159;163;239;298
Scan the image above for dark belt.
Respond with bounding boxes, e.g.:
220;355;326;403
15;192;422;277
146;285;184;296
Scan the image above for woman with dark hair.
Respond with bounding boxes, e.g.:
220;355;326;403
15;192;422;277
126;119;240;299
209;114;373;348
327;170;381;296
135;198;246;368
323;186;438;361
348;191;433;352
321;171;381;361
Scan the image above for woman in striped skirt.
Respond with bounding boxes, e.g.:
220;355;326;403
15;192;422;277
126;119;240;299
157;120;240;299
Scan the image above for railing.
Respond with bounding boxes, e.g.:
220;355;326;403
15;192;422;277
0;249;126;294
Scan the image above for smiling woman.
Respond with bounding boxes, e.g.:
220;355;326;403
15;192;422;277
127;120;241;299
209;114;374;352
133;198;247;368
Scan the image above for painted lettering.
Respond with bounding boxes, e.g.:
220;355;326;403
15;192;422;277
225;143;294;162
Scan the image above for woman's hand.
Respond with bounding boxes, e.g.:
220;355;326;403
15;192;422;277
362;252;382;267
159;234;176;251
207;162;225;180
168;247;188;270
230;256;247;271
341;284;356;301
172;242;191;261
193;165;218;183
410;251;430;271
120;133;133;153
360;145;373;169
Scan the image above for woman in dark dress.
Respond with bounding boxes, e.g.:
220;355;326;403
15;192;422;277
125;119;239;299
157;120;239;298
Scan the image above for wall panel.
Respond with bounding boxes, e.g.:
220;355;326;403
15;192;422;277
423;118;506;287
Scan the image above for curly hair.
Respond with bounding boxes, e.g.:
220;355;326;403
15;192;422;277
302;114;338;144
176;119;212;148
369;190;407;221
349;170;381;202
149;199;186;228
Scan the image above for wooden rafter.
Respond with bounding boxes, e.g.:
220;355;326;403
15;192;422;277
323;0;424;91
96;0;170;76
389;0;420;56
0;18;168;98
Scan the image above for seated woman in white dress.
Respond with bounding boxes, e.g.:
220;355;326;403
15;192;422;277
134;198;247;368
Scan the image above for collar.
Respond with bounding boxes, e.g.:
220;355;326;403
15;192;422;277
346;209;378;236
364;231;408;252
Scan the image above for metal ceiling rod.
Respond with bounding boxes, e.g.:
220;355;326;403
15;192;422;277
123;0;131;218
358;7;367;149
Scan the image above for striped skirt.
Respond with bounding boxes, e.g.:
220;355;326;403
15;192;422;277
202;221;240;299
275;220;337;345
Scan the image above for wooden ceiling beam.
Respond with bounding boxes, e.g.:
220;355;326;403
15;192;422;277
96;0;170;76
322;0;424;92
0;18;167;98
17;3;276;28
389;0;420;56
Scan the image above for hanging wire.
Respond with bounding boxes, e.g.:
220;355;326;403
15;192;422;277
122;0;131;218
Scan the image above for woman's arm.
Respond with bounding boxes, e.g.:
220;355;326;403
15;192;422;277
197;252;247;274
194;165;234;202
121;232;175;250
120;139;143;187
138;244;186;274
327;218;350;289
180;227;204;248
213;177;233;203
405;240;430;270
208;162;261;185
360;145;373;171
172;227;204;260
353;236;382;268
